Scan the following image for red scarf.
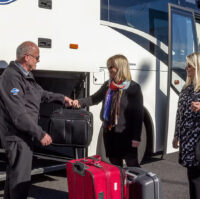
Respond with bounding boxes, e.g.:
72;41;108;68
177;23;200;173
103;81;124;131
109;81;125;90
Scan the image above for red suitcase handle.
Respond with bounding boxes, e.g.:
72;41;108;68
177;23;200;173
73;162;88;176
80;155;102;168
73;156;102;176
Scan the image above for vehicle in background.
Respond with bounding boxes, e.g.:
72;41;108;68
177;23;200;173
0;0;200;180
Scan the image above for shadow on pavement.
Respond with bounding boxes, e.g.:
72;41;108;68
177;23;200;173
45;170;67;178
29;185;68;199
31;174;57;184
142;152;180;165
141;155;163;165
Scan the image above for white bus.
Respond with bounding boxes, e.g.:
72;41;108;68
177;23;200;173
0;0;200;178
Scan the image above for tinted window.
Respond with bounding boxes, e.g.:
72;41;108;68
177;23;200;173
172;11;195;69
180;0;199;10
171;9;196;92
101;0;177;45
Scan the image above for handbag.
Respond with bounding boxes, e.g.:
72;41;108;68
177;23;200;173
195;139;200;161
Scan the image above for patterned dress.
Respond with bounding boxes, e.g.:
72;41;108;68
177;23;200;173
175;84;200;167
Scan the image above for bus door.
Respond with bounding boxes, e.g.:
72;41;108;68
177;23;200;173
165;4;197;153
195;15;200;51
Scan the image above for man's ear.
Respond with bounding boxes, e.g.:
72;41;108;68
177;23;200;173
24;55;29;62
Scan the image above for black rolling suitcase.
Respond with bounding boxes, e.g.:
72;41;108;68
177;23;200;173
123;167;161;199
49;108;93;150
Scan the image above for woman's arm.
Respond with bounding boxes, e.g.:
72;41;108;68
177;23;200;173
128;83;144;143
76;81;108;107
172;96;181;148
174;95;182;139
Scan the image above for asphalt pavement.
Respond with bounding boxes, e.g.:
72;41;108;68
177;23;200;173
0;152;189;199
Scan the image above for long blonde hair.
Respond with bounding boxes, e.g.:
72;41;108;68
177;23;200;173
183;52;200;92
107;54;132;82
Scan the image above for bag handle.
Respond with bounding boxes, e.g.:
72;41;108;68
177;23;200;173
80;155;102;168
73;162;88;176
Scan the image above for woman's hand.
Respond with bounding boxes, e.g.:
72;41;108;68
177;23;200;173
131;140;140;148
73;100;81;108
191;102;200;112
172;137;179;149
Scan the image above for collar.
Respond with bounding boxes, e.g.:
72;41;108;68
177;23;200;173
15;61;29;76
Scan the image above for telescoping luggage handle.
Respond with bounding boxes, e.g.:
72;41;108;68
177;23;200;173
125;167;160;199
73;155;102;176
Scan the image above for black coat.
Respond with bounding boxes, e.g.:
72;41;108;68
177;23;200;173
79;80;143;157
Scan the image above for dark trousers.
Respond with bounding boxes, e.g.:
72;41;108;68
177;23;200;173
4;139;33;199
109;148;140;167
187;166;200;199
103;130;140;167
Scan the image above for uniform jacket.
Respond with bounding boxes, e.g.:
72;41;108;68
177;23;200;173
79;80;144;141
0;61;65;142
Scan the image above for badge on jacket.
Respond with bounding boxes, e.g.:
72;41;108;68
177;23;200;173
10;88;20;95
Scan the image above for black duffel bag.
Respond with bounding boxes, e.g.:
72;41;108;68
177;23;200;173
49;108;93;147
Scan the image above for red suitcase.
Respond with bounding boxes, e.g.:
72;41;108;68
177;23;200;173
66;155;123;199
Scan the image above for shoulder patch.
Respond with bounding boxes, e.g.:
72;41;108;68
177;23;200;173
10;88;20;95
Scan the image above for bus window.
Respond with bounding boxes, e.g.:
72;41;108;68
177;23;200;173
101;0;177;45
171;10;196;92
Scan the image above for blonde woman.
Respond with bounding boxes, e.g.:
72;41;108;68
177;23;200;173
173;52;200;199
73;54;144;167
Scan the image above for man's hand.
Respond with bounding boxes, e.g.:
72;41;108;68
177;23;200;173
73;100;81;108
64;96;73;106
131;140;140;148
40;133;52;146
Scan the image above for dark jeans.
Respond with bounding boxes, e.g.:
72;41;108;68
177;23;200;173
187;166;200;199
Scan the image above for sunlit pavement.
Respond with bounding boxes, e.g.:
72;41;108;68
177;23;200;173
142;152;189;199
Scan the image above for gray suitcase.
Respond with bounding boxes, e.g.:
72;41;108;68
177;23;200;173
123;167;161;199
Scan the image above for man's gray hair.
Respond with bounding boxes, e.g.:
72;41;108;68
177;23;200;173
16;41;37;59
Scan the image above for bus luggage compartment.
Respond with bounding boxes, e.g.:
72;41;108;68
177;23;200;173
33;71;90;159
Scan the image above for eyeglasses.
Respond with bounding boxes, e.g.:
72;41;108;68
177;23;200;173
108;66;115;70
185;64;193;69
26;54;40;61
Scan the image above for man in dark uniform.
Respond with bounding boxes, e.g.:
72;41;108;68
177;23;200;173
0;41;73;199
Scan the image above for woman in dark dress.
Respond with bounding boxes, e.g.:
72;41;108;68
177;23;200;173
73;54;144;167
172;52;200;199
